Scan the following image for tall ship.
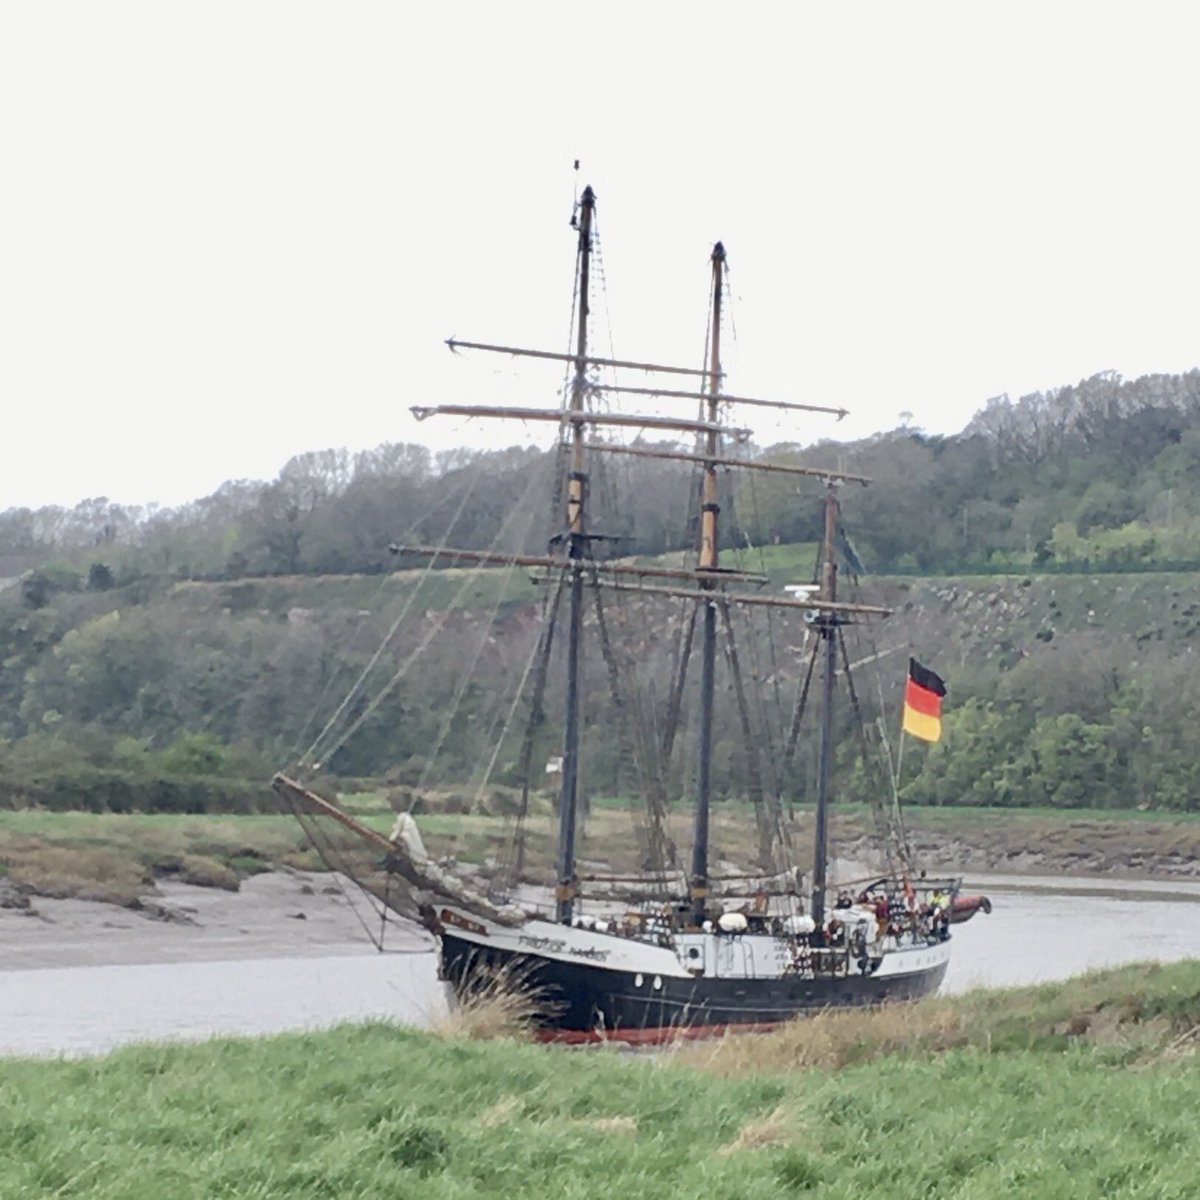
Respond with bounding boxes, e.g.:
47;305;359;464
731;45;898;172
275;182;980;1043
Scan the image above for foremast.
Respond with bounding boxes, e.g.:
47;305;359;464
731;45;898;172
555;185;595;924
690;242;725;925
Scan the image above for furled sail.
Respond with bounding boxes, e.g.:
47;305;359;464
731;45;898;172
272;775;527;927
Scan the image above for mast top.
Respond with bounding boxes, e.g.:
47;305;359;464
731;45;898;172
572;185;596;232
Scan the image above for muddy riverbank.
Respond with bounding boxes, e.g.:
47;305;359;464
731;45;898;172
0;869;431;972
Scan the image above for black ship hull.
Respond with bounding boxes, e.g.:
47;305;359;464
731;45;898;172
440;927;950;1044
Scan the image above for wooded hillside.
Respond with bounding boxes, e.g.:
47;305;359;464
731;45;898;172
5;368;1200;584
2;367;1198;814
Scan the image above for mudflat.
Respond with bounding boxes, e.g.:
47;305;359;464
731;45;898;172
0;869;431;972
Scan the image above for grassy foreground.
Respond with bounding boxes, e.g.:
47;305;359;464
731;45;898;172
2;962;1199;1199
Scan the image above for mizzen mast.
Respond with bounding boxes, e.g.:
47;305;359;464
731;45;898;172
810;481;840;932
690;241;725;925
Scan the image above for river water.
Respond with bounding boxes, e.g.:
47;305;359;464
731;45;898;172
2;873;1197;1057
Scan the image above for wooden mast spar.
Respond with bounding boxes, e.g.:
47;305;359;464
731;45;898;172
810;482;841;933
690;242;725;924
583;442;871;486
554;184;595;925
387;545;772;586
591;382;848;419
411;404;753;443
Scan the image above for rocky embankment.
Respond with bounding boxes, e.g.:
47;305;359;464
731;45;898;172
846;816;1200;879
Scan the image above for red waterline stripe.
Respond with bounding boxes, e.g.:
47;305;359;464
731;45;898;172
536;1020;789;1046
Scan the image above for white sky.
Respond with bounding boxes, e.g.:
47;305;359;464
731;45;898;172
2;2;1197;511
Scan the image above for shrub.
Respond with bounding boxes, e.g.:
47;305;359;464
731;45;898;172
0;765;273;815
176;854;240;891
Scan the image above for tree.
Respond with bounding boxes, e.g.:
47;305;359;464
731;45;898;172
160;731;228;776
87;563;114;591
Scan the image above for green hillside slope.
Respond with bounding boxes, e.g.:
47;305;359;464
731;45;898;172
1;547;1197;812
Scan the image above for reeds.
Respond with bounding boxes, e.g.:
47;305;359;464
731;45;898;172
1;842;147;905
430;959;551;1041
0;812;307;905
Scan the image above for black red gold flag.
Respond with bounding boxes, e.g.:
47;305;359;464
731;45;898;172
902;657;946;742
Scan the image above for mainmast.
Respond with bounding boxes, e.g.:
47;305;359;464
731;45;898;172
555;184;595;925
690;242;725;925
810;483;840;931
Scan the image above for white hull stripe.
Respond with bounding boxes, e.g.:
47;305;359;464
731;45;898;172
438;906;952;982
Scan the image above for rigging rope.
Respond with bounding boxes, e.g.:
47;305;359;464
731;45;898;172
589;570;678;879
717;599;773;866
784;636;821;765
410;458;553;799
741;460;793;754
297;466;485;772
302;433;563;779
309;546;519;771
482;573;565;895
285;794;413;951
851;584;920;870
280;478;502;773
836;625;904;877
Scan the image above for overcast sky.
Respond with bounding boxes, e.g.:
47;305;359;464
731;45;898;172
2;2;1197;511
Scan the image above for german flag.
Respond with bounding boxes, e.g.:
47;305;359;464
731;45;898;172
902;658;946;743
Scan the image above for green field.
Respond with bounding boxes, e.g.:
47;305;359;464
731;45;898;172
1;961;1198;1199
3;798;1199;907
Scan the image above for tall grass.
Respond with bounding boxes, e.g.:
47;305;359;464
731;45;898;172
430;961;550;1042
677;960;1200;1075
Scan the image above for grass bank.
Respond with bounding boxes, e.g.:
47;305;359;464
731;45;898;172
335;790;1200;878
3;797;1200;908
2;962;1199;1199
